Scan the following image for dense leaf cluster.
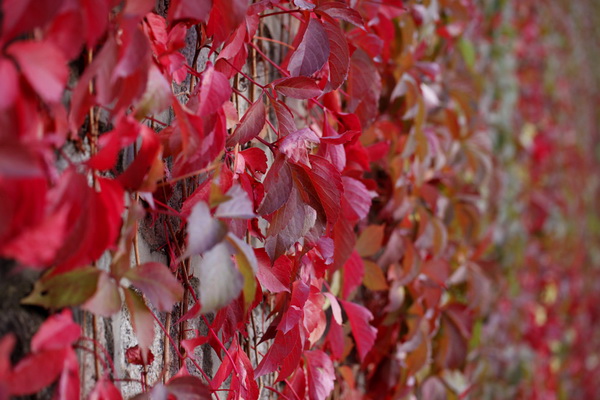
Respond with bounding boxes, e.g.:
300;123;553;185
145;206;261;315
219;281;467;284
1;0;598;399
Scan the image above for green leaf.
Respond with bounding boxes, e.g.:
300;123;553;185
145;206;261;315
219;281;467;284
22;267;100;309
458;38;476;70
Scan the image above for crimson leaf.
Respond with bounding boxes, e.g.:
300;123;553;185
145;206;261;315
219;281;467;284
340;300;377;362
288;18;330;77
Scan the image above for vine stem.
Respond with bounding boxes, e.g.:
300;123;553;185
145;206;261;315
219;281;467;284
254;36;295;50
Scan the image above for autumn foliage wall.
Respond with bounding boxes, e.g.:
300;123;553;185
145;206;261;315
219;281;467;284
1;0;599;399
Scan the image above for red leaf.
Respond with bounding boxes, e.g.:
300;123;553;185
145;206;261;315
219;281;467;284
226;98;266;146
273;100;297;137
322;18;350;91
168;0;212;24
304;350;335;400
332;213;355;270
117;125;163;192
240;147;268;175
265;187;316;260
197;63;232;116
87;116;140;171
181;335;208;357
275;76;322;99
288;18;330;77
257;154;293;215
341;176;373;221
342;251;364;299
1;0;62;42
206;0;248;46
316;2;364;27
126;262;184;312
304;155;343;226
347;49;381;128
326;317;345;360
7;40;68;103
9;348;68;395
125;345;155;366
31;309;80;353
340;300;377;362
55;349;80;400
256;249;292;293
124;289;155;363
0;58;18;109
89;378;123;400
255;325;304;381
278;281;310;333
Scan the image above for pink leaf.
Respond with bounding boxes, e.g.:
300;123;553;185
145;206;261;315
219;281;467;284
304;350;335;400
82;271;122;317
288;18;330;77
124;288;155;363
31;309;80;353
55;349;80;400
294;0;315;10
197;63;232;116
89;378;123;400
168;0;212;24
7;40;68;103
226;98;266;146
342;176;373;221
340;300;377;362
126;262;184;312
280;128;320;166
275;76;322;99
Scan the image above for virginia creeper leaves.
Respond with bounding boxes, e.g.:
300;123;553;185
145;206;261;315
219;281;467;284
340;300;377;362
288;18;330;77
226;98;266;146
125;262;184;312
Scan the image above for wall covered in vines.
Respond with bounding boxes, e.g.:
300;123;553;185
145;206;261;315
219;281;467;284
0;0;598;399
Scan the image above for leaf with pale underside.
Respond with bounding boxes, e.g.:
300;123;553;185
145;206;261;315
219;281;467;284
125;262;184;312
215;184;256;219
185;202;227;257
275;76;322;99
194;242;244;314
